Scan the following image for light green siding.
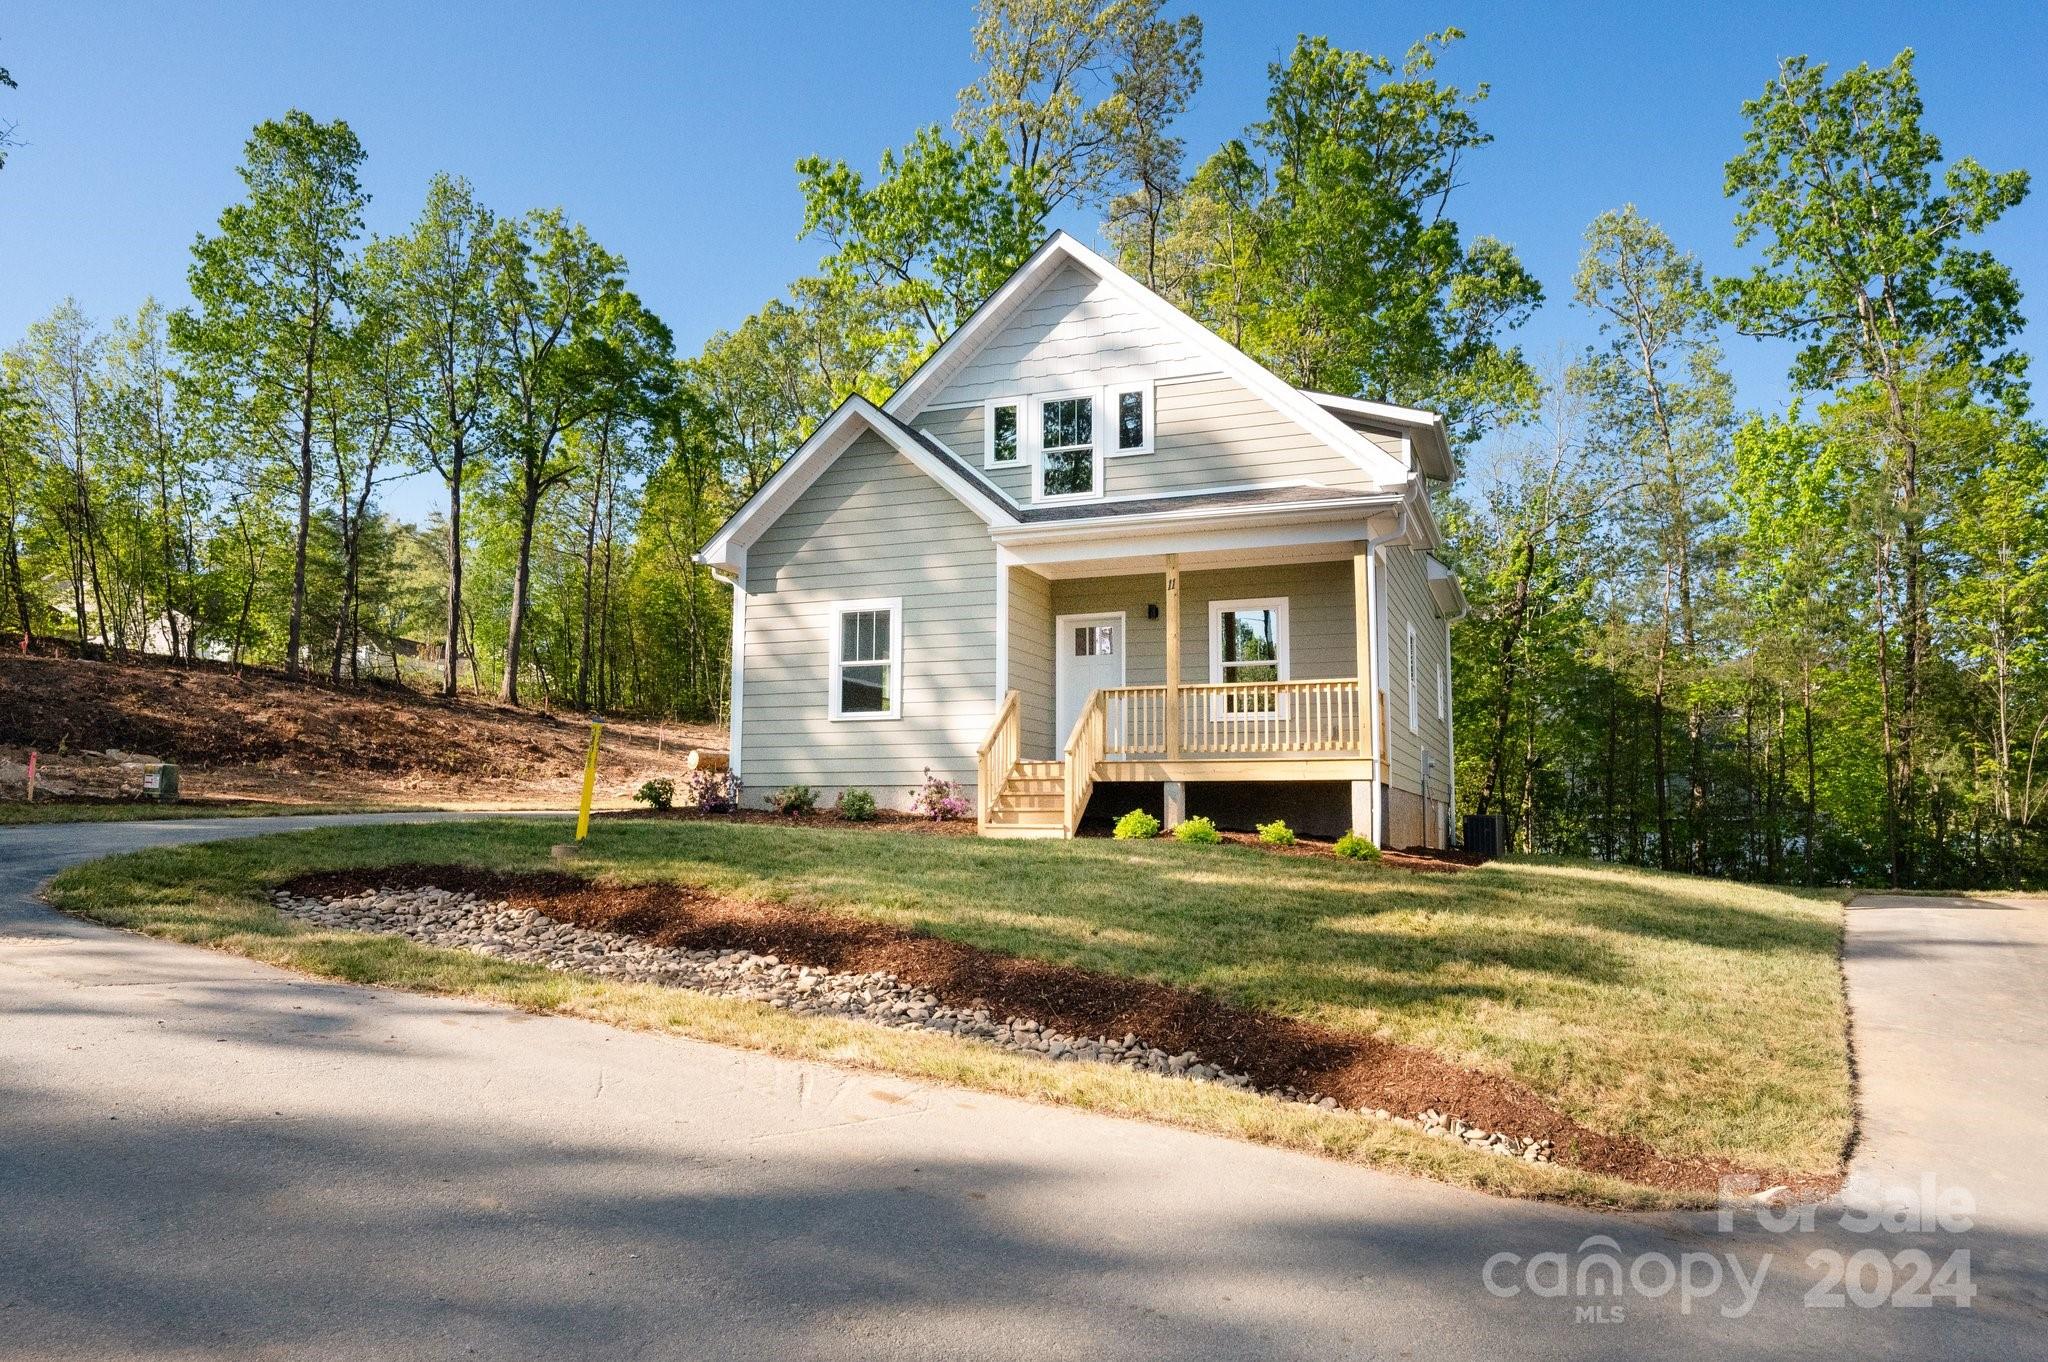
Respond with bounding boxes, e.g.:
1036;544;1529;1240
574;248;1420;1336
1112;376;1384;498
1006;566;1055;758
740;431;996;807
1379;546;1452;802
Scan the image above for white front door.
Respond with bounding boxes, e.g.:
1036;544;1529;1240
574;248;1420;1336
1055;612;1125;748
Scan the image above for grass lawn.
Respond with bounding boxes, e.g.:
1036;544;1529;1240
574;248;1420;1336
46;818;1852;1207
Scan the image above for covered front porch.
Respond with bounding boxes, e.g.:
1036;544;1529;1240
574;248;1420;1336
976;526;1394;839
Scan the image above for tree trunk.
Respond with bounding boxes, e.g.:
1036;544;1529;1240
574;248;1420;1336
499;486;542;704
441;442;465;697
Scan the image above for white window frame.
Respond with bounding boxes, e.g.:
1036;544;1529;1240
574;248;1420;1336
1104;380;1154;456
982;396;1024;471
1406;621;1420;734
1031;389;1105;503
827;596;904;722
1207;596;1290;720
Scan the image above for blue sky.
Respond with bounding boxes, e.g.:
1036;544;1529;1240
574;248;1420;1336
3;1;2043;518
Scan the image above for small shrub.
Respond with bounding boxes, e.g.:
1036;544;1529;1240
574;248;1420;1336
1172;815;1222;844
633;777;675;811
1256;818;1296;846
1334;831;1382;861
680;769;739;814
836;787;877;822
769;784;818;816
908;767;971;821
1113;808;1162;840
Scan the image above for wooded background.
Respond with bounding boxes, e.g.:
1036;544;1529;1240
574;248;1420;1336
2;7;2041;886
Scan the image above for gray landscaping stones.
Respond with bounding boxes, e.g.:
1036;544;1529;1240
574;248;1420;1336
271;885;1549;1165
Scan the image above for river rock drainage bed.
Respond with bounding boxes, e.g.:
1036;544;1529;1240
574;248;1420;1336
272;882;1552;1165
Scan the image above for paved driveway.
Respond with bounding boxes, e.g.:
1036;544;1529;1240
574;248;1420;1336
0;816;2038;1360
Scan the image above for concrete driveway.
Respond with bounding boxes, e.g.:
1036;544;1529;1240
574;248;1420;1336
0;816;2039;1360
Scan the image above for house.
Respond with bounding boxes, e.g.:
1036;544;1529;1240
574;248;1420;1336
697;232;1466;847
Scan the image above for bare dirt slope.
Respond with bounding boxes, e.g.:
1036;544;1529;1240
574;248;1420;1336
0;652;723;809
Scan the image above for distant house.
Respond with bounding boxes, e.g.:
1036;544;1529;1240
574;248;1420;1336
698;233;1465;847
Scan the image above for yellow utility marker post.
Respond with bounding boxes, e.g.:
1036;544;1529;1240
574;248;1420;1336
575;719;603;840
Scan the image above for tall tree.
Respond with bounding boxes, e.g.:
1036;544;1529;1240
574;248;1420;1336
379;173;501;696
956;0;1203;217
1142;31;1542;441
1718;49;2030;883
487;209;626;704
11;301;114;652
1573;207;1734;869
174;111;368;676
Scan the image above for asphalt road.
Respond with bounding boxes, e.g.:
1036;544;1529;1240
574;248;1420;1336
0;814;2040;1360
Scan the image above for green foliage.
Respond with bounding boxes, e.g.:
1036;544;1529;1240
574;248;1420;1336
836;787;878;822
1334;832;1381;861
769;785;818;816
1256;819;1296;846
633;777;675;811
1171;815;1221;844
1135;31;1542;440
1113;808;1161;840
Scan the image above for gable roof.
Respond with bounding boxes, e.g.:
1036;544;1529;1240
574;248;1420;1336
884;232;1412;489
696;395;1018;575
698;231;1459;575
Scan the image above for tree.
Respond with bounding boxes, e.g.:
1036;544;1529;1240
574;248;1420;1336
798;126;1046;359
1572;207;1734;869
487;209;627;704
105;300;203;659
0;49;17;172
1717;49;2030;882
10;301;115;652
378;173;502;695
1098;4;1204;289
174;111;369;676
1142;32;1542;442
957;0;1203;217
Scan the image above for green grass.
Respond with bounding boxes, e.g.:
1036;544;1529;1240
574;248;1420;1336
46;819;1853;1205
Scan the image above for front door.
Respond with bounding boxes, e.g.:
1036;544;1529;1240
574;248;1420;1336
1055;612;1125;748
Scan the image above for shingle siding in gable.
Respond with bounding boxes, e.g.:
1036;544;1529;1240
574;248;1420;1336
925;261;1211;407
740;430;996;807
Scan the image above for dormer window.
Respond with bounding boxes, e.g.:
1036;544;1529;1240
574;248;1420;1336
1108;381;1153;455
1036;392;1101;499
983;397;1022;468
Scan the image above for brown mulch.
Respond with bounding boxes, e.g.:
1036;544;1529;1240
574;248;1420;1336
592;807;977;835
282;863;1834;1198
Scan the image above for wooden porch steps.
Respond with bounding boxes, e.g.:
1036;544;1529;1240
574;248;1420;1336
983;760;1069;838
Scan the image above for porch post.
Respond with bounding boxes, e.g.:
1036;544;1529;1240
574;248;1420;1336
1353;541;1378;844
1163;553;1182;761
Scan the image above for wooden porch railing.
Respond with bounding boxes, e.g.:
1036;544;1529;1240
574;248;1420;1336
1061;690;1107;837
975;689;1022;831
1100;679;1364;758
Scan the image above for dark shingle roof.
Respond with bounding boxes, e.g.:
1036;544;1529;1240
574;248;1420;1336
1013;482;1369;524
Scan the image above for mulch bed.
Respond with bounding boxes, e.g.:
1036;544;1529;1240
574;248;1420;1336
283;863;1831;1199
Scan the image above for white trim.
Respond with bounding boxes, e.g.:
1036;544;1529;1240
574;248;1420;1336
1436;656;1446;722
1305;390;1458;482
724;556;746;780
1031;388;1105;503
1444;616;1458;843
1207;596;1291;720
993;492;1400;546
1104;379;1154;456
993;559;1011;701
826;596;904;722
697;396;1013;574
1405;620;1420;734
1054;610;1126;749
982;395;1025;471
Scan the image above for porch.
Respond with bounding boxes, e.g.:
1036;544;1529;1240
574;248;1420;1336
975;544;1388;839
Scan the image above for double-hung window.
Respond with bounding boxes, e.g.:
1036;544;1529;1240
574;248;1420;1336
1209;597;1289;716
1036;393;1100;500
828;598;902;720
